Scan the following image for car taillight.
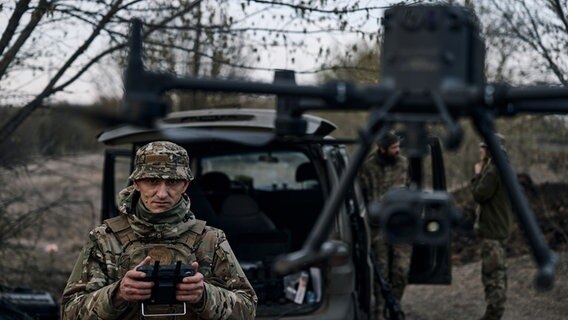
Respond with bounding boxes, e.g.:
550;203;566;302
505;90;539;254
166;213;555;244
329;241;350;267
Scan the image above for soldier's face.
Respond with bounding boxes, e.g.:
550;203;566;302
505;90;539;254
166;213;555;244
380;142;400;158
479;146;490;162
134;178;190;214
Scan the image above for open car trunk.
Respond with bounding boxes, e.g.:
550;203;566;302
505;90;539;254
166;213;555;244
188;148;328;317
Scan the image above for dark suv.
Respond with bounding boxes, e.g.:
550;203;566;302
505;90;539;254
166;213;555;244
98;108;450;319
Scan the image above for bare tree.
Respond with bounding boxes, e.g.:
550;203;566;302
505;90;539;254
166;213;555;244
477;0;568;84
0;0;208;142
0;0;410;143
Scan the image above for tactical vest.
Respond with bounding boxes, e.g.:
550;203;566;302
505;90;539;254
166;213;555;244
104;215;207;277
103;215;210;319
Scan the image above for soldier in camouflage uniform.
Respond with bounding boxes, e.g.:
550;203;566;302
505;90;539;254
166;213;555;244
470;135;512;320
359;132;410;320
62;141;257;320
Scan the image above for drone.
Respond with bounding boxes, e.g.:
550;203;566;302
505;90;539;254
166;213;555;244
118;4;561;290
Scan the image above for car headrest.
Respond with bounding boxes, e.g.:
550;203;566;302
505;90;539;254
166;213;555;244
220;194;260;216
200;171;231;194
295;162;317;182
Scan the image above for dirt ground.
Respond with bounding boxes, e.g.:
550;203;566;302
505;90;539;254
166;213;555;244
403;252;568;320
0;153;566;319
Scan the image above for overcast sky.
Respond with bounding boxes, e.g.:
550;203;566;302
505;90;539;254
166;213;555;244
0;1;389;106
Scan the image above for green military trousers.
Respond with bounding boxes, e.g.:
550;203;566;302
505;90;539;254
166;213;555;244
480;238;508;320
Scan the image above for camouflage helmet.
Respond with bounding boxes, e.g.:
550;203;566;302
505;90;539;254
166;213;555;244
129;141;193;181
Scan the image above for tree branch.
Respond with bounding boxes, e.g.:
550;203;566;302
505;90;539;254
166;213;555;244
0;0;125;142
520;0;566;84
248;0;402;14
54;0;204;93
493;0;567;84
0;0;49;79
150;24;375;35
0;0;32;56
547;0;568;34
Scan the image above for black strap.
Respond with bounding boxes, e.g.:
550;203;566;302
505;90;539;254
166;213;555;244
370;250;405;320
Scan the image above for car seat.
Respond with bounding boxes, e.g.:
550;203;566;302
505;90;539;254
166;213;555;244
185;180;219;227
217;194;276;234
295;162;318;188
199;171;231;214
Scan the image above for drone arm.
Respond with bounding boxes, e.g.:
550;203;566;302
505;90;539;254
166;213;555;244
472;109;558;290
498;100;568;116
166;75;327;98
485;84;568;116
506;85;568;100
273;124;384;274
273;92;402;274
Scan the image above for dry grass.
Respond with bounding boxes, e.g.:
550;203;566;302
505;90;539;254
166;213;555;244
0;154;103;298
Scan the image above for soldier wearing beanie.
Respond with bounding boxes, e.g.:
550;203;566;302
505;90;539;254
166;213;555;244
359;131;410;319
471;134;512;320
62;141;257;320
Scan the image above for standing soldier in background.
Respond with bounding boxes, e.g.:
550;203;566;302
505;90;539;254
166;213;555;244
471;134;512;320
359;131;410;319
61;141;257;319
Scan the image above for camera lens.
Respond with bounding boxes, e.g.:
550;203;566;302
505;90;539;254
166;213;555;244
425;220;440;233
384;204;419;243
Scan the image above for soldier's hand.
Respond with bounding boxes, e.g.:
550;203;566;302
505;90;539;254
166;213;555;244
474;162;483;174
176;261;204;304
115;256;154;304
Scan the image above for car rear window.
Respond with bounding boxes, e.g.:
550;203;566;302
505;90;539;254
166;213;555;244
201;151;317;190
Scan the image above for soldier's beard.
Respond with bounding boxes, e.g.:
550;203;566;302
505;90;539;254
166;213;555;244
378;151;398;165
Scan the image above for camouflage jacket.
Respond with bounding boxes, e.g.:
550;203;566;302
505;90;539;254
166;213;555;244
359;152;408;204
61;186;257;320
471;163;512;240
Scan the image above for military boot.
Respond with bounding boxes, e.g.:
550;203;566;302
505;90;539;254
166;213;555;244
478;305;504;320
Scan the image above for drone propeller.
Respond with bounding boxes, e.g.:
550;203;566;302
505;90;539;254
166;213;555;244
49;104;275;147
46;104;132;128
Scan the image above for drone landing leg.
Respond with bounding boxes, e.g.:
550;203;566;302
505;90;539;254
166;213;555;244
273;93;402;274
472;108;557;290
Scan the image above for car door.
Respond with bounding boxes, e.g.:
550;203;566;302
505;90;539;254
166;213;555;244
100;148;132;221
326;145;373;319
